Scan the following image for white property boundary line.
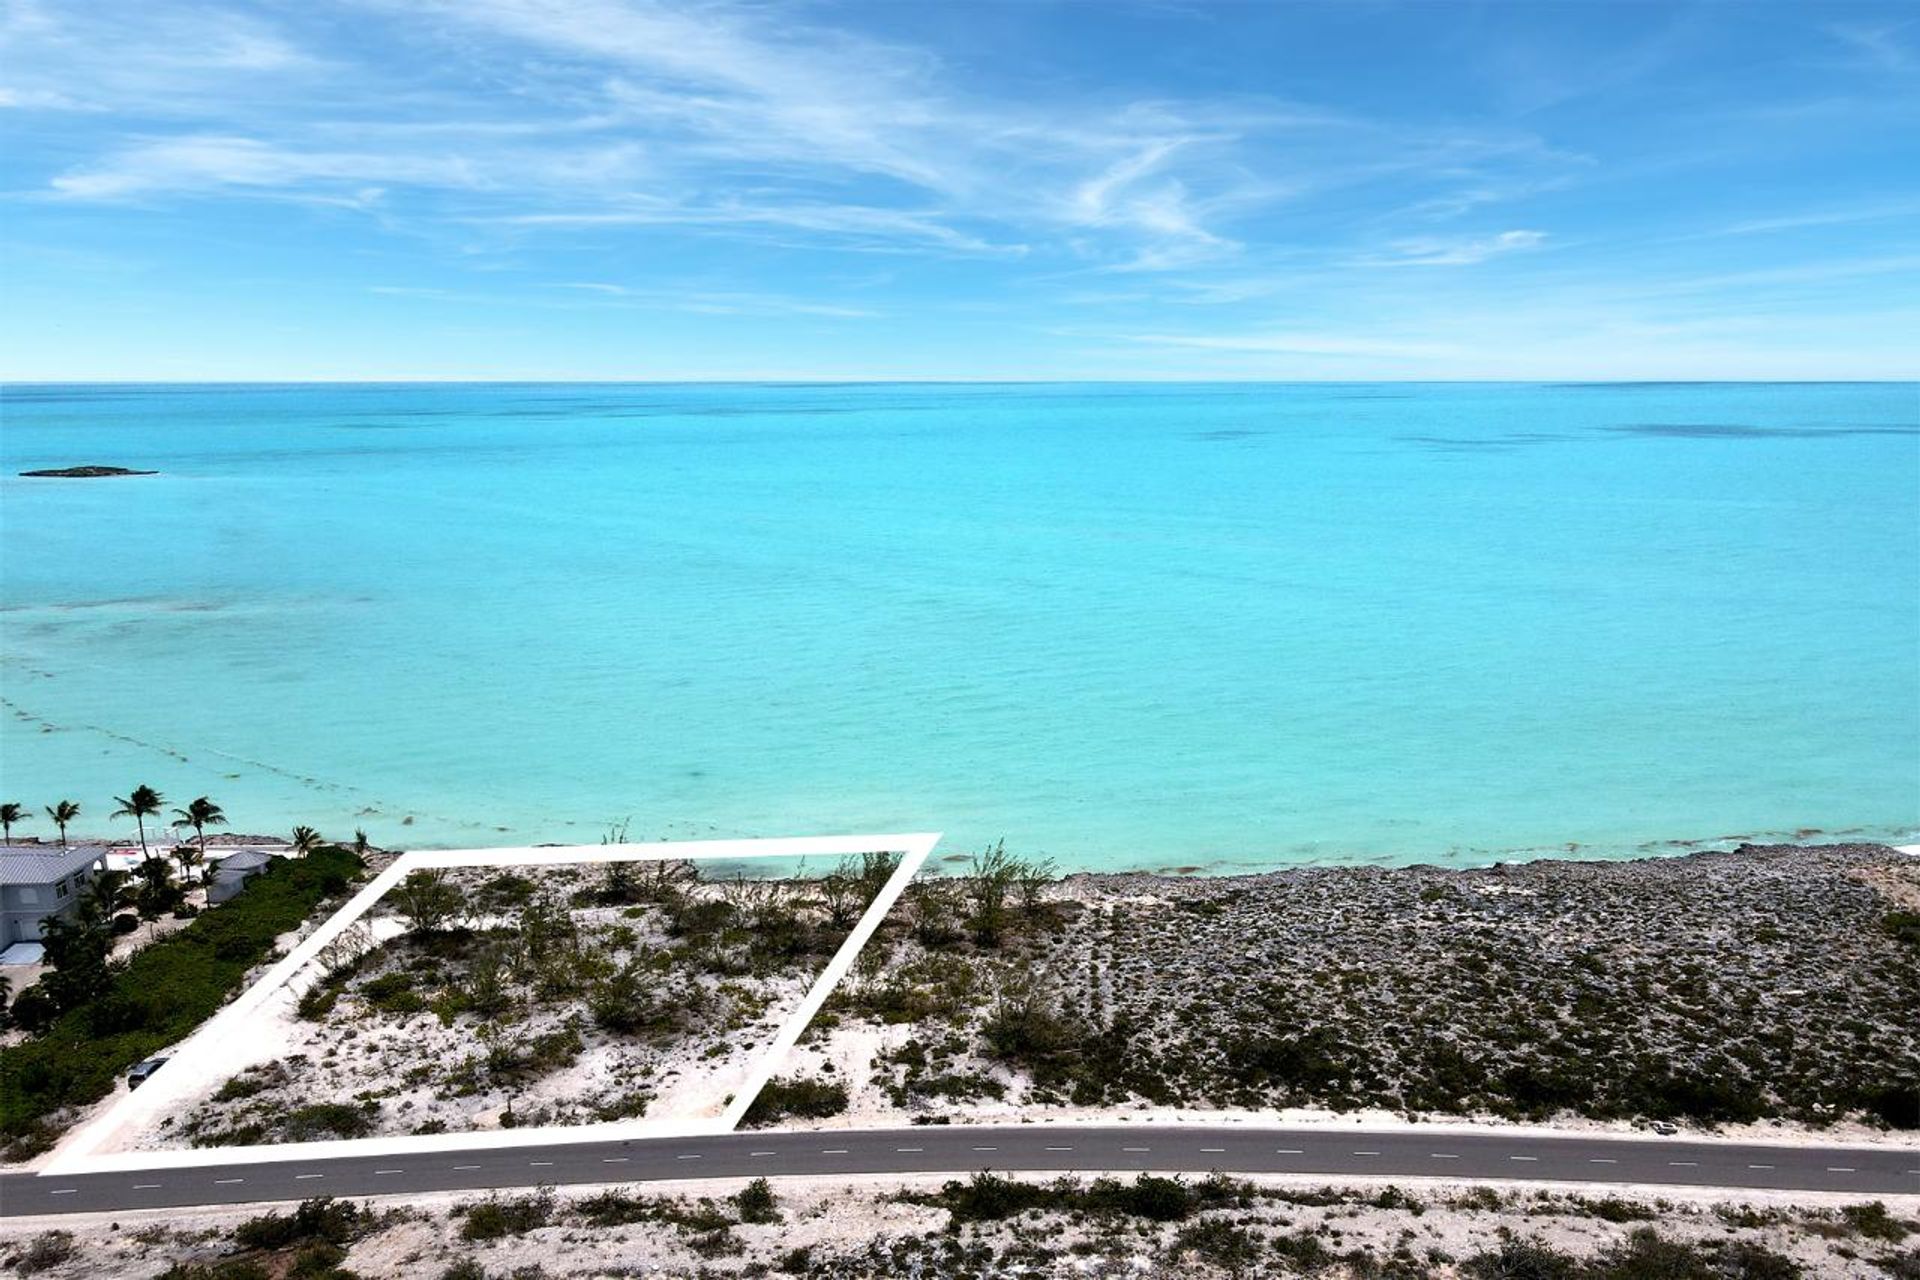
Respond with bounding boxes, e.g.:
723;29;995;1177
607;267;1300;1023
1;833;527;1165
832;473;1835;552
44;833;940;1176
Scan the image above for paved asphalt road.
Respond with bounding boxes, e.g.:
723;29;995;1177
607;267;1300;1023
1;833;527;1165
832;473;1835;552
4;1126;1916;1217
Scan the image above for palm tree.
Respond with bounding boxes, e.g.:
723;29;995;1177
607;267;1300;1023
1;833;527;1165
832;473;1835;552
82;868;131;926
171;796;227;854
132;855;176;930
290;825;322;857
170;844;205;886
44;800;80;847
112;785;166;859
1;802;24;843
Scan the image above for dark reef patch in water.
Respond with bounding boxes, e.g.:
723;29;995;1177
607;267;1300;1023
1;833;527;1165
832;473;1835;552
1608;423;1920;439
1397;436;1520;451
19;464;159;478
1399;423;1919;452
1544;380;1870;389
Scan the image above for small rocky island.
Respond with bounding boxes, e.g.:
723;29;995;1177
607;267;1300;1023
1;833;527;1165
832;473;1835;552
18;465;158;478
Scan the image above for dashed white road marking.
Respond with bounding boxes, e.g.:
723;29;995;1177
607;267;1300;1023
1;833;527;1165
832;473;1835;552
1430;1154;1459;1160
48;1189;76;1196
133;1183;162;1190
1354;1150;1381;1157
749;1151;777;1158
1826;1167;1855;1173
1589;1158;1618;1165
1200;1148;1225;1154
822;1149;849;1155
895;1147;923;1153
375;1169;404;1175
295;1173;325;1180
1122;1147;1151;1153
1275;1148;1303;1155
1668;1161;1698;1167
214;1178;244;1185
600;1158;628;1165
1747;1164;1774;1170
530;1161;555;1167
1509;1156;1538;1162
453;1165;480;1171
971;1146;998;1152
674;1155;700;1161
1044;1146;1074;1152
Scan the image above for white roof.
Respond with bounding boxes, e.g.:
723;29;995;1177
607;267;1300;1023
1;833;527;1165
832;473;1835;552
0;843;104;885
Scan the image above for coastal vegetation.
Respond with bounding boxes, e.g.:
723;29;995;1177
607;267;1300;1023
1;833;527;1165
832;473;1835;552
7;1181;1913;1278
741;1073;850;1127
818;842;1920;1133
0;846;363;1157
159;853;901;1146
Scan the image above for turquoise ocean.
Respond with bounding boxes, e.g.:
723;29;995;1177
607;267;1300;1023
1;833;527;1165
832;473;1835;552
1;382;1915;871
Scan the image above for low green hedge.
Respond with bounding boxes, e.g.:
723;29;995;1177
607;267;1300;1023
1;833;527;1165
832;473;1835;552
740;1074;849;1128
0;848;363;1144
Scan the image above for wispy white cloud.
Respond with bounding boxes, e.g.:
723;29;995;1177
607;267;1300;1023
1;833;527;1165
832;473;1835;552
1063;139;1233;262
1825;20;1916;73
49;136;430;200
0;0;325;115
16;0;1582;275
4;0;1915;380
44;132;654;205
1356;229;1548;267
495;199;1024;257
1124;331;1464;360
544;282;881;317
1718;199;1920;236
363;279;880;318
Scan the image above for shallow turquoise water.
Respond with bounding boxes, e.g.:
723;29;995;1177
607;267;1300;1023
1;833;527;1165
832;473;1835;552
1;382;1915;871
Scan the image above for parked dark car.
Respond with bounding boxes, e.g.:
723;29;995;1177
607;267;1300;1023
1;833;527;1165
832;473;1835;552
127;1057;169;1090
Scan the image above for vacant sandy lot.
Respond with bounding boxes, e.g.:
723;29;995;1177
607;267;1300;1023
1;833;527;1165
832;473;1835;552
796;843;1920;1141
135;859;867;1147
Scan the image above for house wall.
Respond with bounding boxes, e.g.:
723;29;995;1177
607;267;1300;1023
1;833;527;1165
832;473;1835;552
206;867;262;905
1;869;93;943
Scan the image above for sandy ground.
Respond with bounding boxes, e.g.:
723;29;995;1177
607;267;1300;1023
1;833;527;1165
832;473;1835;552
781;993;1913;1149
114;874;837;1150
787;984;1914;1152
792;843;1920;1155
2;1173;1914;1278
783;1079;1920;1151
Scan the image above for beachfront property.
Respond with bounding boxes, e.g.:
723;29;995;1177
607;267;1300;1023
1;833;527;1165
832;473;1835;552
0;843;104;948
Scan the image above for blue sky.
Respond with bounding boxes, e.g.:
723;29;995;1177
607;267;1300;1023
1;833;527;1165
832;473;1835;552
2;0;1916;380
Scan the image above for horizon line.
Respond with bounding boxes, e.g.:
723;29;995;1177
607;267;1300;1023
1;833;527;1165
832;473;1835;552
5;377;1917;387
